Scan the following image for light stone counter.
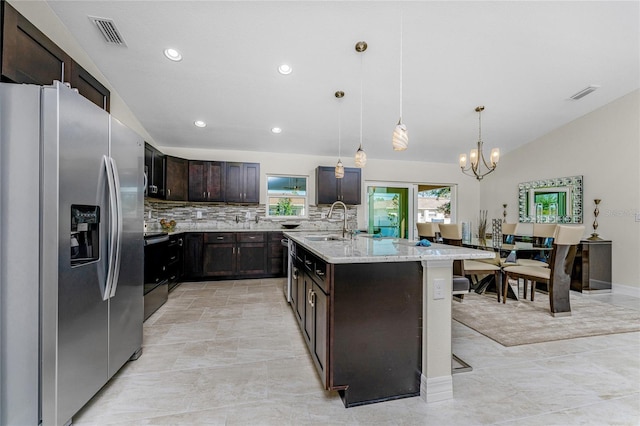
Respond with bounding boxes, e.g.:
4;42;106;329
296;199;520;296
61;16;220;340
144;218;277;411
285;232;494;264
286;231;494;405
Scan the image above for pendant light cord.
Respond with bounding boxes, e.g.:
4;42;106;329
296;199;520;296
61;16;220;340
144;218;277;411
399;10;403;119
359;52;363;148
338;100;342;158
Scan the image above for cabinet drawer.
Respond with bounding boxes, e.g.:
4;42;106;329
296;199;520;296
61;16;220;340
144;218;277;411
313;261;328;293
204;233;235;243
238;232;265;243
269;232;284;241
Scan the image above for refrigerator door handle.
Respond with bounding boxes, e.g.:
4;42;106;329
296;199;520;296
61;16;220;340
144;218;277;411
108;156;123;298
103;155;118;301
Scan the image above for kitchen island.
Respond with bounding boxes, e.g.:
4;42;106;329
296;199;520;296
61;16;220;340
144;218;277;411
285;232;493;407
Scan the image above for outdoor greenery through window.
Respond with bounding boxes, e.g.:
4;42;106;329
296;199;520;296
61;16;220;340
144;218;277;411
417;186;452;223
266;175;308;218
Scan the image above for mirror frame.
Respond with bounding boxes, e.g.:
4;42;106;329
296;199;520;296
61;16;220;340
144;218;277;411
518;175;583;223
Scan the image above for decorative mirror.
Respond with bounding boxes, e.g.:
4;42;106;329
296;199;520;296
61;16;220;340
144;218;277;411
518;175;583;223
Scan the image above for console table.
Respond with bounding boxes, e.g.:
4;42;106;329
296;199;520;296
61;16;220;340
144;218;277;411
571;240;612;293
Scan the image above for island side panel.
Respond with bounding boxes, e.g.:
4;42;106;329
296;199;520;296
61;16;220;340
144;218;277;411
420;258;454;403
330;261;423;407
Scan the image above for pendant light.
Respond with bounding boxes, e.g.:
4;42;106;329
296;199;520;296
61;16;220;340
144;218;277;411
392;11;408;151
354;41;367;168
459;106;500;180
334;91;345;179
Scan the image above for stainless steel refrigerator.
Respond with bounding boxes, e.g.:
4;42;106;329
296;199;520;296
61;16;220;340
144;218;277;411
0;82;144;425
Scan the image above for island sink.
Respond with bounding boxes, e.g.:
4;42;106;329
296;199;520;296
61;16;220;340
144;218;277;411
304;235;345;242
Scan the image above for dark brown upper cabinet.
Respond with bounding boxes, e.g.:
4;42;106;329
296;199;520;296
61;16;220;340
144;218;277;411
69;61;110;111
1;2;110;111
188;160;225;202
164;156;188;201
144;143;165;198
316;166;361;205
225;162;260;204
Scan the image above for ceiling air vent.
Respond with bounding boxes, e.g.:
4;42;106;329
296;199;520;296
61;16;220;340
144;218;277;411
569;85;600;100
89;16;127;46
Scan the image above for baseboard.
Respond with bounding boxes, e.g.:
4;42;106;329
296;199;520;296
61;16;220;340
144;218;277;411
613;283;640;298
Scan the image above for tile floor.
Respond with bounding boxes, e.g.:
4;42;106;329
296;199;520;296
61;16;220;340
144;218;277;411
75;279;640;425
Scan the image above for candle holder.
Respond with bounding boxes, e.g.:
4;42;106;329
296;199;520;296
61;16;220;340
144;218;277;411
502;203;507;223
587;199;602;240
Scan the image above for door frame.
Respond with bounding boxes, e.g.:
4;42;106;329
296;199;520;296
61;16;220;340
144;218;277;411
365;181;458;240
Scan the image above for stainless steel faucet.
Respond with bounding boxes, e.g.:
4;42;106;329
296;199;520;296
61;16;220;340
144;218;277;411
328;201;348;238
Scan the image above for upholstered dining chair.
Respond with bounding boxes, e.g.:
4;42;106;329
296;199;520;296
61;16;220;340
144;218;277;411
438;223;503;302
516;223;557;270
502;225;585;316
416;222;439;242
501;223;517;244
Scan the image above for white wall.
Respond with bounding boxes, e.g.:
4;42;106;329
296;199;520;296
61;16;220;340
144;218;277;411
480;90;640;292
160;147;481;231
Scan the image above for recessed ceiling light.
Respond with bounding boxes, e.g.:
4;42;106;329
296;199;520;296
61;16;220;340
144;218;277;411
277;64;292;75
271;127;282;134
164;48;182;62
194;120;206;128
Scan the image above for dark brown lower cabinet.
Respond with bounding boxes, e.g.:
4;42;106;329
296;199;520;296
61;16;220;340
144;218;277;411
202;233;236;277
183;233;203;279
292;244;423;408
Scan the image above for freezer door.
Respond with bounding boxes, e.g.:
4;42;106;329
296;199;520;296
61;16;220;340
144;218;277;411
0;84;41;426
41;83;111;426
108;117;144;377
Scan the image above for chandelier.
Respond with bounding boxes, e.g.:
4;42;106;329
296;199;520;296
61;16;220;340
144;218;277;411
459;106;500;180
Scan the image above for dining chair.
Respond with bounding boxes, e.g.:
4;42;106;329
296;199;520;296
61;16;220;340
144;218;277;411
416;222;439;242
501;223;517;244
438;223;503;302
502;225;585;316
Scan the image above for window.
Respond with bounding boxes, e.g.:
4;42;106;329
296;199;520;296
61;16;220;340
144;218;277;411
266;175;308;218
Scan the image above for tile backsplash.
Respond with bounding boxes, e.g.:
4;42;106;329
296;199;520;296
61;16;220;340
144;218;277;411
144;199;358;233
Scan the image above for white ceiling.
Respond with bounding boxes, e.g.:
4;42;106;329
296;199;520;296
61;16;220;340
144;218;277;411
46;1;639;164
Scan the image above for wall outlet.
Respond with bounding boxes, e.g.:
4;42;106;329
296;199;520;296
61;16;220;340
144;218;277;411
196;211;203;219
321;212;327;219
433;278;445;300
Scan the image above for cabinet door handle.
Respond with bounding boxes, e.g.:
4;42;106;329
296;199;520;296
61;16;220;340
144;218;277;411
167;188;171;197
316;269;325;277
307;289;313;305
310;290;316;308
304;259;312;265
208;192;210;198
203;191;206;198
217;236;224;240
237;247;241;255
292;268;298;279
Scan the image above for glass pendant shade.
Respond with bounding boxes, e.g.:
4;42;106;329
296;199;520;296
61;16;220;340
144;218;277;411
392;120;408;151
354;145;367;167
470;148;479;166
459;153;468;168
490;148;500;166
335;159;345;178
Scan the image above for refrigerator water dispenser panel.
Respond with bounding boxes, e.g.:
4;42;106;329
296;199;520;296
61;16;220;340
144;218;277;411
71;204;100;266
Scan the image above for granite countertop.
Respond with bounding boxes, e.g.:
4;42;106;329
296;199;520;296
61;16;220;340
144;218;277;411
285;232;494;264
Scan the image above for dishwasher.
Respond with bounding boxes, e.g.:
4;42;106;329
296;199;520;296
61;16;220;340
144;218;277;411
143;233;169;320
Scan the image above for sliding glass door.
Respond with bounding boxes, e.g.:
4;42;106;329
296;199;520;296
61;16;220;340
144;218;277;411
366;184;411;239
366;182;456;240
